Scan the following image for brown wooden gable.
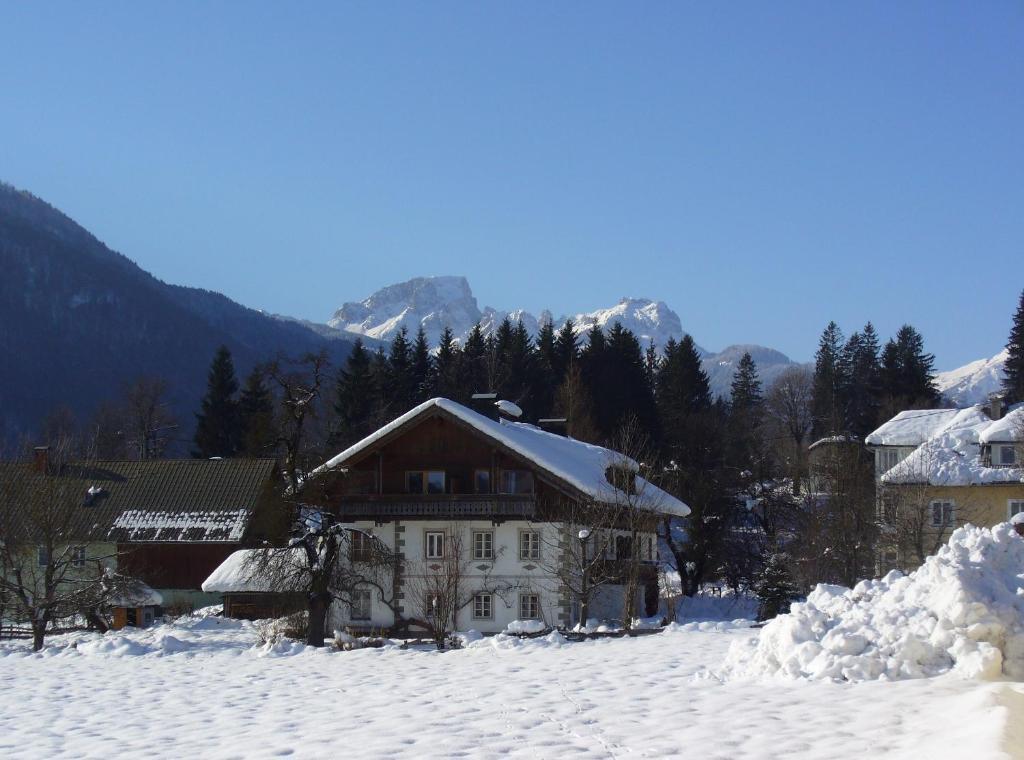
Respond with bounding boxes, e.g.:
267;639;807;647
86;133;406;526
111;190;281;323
331;405;590;504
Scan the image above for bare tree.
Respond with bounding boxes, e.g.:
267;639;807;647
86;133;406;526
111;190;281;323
791;442;877;589
243;514;398;647
765;366;814;495
535;419;664;629
405;526;520;648
0;438;136;650
122;376;178;460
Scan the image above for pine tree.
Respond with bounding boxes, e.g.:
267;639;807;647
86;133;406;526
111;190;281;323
604;322;659;441
411;327;432;403
879;325;939;415
239;366;276;456
333;338;376;448
840;324;881;440
387;328;416;414
192;345;241;458
457;324;489;398
431;326;460;399
811;322;846;439
1003;289;1024;403
727;352;763;471
552;319;579;386
754;552;800;621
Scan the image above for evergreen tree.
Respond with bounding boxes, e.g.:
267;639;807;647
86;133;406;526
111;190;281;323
727;352;763;471
1003;289;1024;403
332;338;377;448
411;327;432;403
457;324;490;398
431;326;460;399
552;319;580;386
239;366;276;457
754;552;800;621
842;323;881;439
192;345;241;458
879;325;939;415
811;322;846;439
387;328;416;413
603;322;659;441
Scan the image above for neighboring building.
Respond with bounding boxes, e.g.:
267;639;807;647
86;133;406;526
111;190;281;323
0;454;285;612
868;399;1024;571
243;397;689;635
806;435;863;494
864;408;962;481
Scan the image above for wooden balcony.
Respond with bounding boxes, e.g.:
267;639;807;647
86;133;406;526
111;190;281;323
338;493;536;520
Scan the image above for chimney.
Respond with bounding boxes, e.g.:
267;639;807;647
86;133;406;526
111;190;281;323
538;418;568;436
470;392;499;420
989;393;1005;421
33;446;49;474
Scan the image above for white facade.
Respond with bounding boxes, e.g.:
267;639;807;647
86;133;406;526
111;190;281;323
327;519;657;634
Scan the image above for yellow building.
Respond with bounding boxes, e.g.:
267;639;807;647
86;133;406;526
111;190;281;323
866;399;1024;571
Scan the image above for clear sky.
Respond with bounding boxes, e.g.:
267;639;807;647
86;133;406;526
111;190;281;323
1;2;1021;367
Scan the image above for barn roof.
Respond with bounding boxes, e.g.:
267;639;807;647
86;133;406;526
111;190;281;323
0;458;277;543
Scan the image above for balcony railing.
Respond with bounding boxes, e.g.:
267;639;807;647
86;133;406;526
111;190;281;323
339;494;536;519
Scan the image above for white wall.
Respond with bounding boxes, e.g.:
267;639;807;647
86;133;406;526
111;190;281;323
329;519;565;634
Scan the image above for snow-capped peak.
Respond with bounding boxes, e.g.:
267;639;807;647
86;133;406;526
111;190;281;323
328;276;483;346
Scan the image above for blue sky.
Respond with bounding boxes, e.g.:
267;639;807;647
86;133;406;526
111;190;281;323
1;2;1021;367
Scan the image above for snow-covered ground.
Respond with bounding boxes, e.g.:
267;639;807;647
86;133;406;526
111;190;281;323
1;613;1020;759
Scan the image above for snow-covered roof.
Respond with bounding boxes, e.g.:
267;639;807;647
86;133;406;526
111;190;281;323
202;549;308;593
808;435;859;451
315;398;690;517
864;408;961;447
881;405;1024;486
978;405;1024;444
111;509;251;543
110;582;163;608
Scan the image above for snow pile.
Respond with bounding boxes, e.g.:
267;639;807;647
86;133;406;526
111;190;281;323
505;619;547;635
725;523;1024;681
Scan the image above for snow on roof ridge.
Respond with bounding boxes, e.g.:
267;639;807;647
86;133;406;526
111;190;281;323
316;397;689;517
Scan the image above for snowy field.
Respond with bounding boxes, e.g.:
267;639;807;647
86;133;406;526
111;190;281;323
1;614;1021;759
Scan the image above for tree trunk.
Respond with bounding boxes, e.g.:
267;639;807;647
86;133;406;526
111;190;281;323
85;609;110;633
31;619;47;652
307;592;329;647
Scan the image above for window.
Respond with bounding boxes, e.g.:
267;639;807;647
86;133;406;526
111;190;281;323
499;469;534;495
615;535;633;560
519;530;540;560
879;449;899;473
350;531;373;562
519;593;540;620
424;593;442;619
425;531;445;559
350;589;372;621
998;446;1017;466
407;470;446;494
474;469;491;494
931;501;954;527
473;530;494;560
1010;500;1024;520
37;546;49;567
473;592;493;619
71;546;86;569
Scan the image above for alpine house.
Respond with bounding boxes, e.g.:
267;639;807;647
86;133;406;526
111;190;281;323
304;397;688;634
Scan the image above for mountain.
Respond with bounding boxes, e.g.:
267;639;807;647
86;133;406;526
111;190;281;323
934;349;1008;406
329;276;799;396
0;182;356;445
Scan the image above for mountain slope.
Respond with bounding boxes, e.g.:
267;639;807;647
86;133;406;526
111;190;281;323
0;182;355;444
934;349;1008;406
